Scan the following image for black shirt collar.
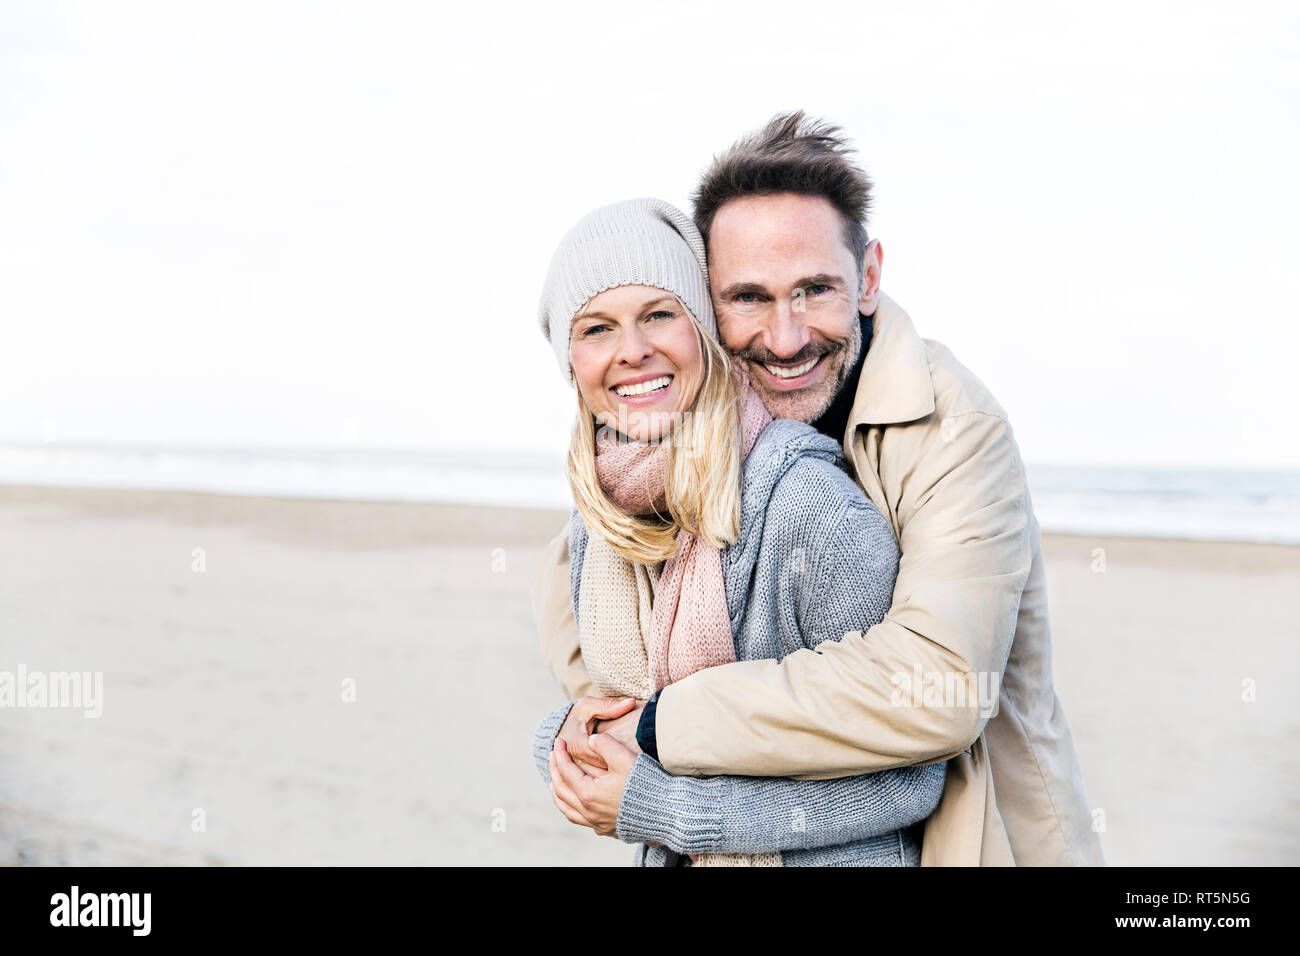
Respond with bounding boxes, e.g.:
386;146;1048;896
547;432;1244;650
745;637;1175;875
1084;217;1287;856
810;311;874;447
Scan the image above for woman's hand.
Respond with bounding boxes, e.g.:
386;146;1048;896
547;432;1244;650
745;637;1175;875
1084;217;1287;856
548;733;639;837
556;696;641;775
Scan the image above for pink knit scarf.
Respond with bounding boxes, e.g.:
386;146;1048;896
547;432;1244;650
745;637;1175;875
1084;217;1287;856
594;384;772;691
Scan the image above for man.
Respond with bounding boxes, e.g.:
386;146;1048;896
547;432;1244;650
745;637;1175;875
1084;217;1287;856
536;111;1104;866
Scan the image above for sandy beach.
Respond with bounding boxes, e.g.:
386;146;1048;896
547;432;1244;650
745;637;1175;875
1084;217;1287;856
1;484;1297;866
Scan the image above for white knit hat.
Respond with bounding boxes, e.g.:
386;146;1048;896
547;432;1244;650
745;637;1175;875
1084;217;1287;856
538;197;715;384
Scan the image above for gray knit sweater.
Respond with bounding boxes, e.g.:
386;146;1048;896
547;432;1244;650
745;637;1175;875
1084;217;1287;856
532;418;947;866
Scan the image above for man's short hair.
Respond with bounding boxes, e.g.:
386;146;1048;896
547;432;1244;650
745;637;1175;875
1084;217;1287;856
692;110;873;273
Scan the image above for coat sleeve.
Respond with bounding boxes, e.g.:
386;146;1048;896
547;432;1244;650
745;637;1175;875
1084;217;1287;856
531;522;594;701
653;411;1032;778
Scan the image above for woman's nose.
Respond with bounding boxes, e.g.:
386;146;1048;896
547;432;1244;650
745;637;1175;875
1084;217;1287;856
615;325;654;366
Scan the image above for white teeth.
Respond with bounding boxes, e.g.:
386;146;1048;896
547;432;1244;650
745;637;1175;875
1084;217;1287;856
614;375;672;397
762;356;820;379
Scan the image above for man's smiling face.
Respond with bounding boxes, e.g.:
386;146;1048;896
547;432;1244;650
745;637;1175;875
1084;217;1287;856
708;192;879;423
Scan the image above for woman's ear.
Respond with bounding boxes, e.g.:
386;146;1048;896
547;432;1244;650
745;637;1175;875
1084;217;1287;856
858;239;884;315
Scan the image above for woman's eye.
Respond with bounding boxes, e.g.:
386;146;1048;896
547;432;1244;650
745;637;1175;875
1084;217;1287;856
580;324;609;337
646;310;674;321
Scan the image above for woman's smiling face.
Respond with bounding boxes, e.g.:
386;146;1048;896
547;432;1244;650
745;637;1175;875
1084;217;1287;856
569;284;703;442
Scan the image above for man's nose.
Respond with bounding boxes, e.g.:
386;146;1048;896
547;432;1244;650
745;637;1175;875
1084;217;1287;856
763;297;812;359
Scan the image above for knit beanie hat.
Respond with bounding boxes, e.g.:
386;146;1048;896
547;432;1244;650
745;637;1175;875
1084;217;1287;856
538;197;715;384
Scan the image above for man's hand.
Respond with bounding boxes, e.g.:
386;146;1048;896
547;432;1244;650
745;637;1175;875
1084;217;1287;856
593;704;645;755
556;696;640;775
549;733;639;837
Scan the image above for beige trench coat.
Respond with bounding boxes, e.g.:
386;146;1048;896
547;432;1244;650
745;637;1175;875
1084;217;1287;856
533;293;1105;866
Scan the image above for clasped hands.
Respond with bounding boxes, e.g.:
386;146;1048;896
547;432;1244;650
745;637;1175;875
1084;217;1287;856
547;695;645;838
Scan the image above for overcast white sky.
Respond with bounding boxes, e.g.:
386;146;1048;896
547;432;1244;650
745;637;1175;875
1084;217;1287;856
2;0;1297;468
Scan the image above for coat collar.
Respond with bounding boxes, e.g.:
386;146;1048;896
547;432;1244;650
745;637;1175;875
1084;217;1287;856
847;292;936;426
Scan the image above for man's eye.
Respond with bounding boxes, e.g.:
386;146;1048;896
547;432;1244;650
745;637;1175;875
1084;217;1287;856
735;293;760;303
807;284;830;295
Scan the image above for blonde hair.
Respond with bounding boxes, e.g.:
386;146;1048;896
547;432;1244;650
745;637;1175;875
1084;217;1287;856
566;314;742;565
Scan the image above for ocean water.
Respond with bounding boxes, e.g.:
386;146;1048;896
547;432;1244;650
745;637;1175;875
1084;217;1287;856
1024;464;1300;544
0;443;1297;544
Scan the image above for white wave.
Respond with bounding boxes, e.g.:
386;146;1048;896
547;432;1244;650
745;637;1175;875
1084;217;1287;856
1;444;1297;543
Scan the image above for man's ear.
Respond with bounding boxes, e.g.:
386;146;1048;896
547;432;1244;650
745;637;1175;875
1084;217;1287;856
858;239;884;315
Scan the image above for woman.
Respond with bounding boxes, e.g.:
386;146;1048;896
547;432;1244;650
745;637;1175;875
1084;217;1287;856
531;197;945;866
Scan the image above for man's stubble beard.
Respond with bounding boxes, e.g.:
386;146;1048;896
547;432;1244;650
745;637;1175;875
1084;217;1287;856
728;314;863;424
